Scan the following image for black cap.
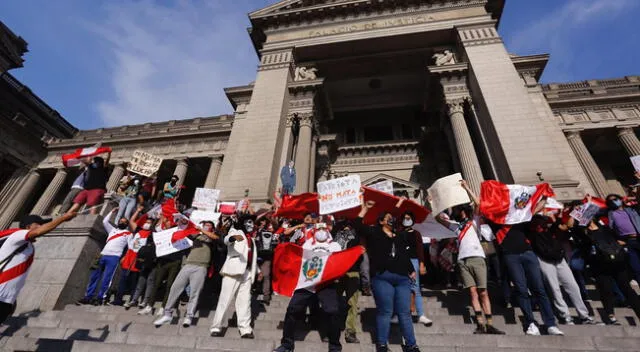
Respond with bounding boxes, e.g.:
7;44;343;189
19;214;51;229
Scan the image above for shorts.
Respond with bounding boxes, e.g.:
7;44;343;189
458;256;487;289
74;189;106;207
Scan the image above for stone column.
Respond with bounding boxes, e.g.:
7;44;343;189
566;131;610;197
0;167;28;213
31;168;68;216
446;99;484;193
617;127;640;156
204;156;223;189
105;163;125;192
294;113;314;193
173;158;189;187
0;169;41;229
308;135;317;191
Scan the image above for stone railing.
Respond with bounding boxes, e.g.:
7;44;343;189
542;76;640;100
334;140;419;166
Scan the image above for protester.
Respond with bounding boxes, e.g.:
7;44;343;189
255;217;277;305
116;172;141;223
77;208;131;305
58;167;87;215
355;199;419;352
605;193;640;284
163;175;180;200
210;216;259;338
154;220;219;328
138;174;157;206
273;224;343;352
334;220;362;344
124;207;156;309
0;213;76;323
67;154;111;215
285;212;317;245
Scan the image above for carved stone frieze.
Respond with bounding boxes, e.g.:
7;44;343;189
258;49;294;71
457;24;503;47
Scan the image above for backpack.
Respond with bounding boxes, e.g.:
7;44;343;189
592;228;626;263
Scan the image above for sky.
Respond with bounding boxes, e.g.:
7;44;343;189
0;0;638;130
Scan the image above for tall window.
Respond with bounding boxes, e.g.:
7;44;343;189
345;128;356;144
363;125;393;142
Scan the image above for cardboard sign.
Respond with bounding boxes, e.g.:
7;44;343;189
631;156;640;172
192;188;221;210
317;175;361;215
189;210;221;227
128;150;163;177
368;180;394;195
570;202;601;226
153;227;193;257
428;173;471;215
545;197;565;210
413;214;457;240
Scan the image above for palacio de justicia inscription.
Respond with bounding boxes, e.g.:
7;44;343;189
0;0;639;312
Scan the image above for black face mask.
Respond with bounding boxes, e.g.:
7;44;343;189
117;223;128;230
386;218;395;228
170;179;177;185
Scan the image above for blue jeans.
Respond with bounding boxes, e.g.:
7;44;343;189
371;271;416;346
503;251;556;328
116;196;137;223
625;241;640;284
85;255;120;301
410;258;424;316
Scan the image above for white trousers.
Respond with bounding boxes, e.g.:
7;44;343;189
210;270;253;335
538;257;589;320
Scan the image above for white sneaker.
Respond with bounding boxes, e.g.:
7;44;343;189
182;317;192;327
156;307;165;316
123;301;132;309
418;315;433;326
153;314;172;327
390;316;399;324
525;323;540;336
547;326;564;336
138;305;153;315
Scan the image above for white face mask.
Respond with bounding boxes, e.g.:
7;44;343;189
315;230;330;243
178;222;188;230
402;219;413;227
142;223;151;230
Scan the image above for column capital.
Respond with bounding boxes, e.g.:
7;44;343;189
176;158;189;165
289;112;315;128
446;98;468;115
565;130;584;140
617;126;638;136
211;155;223;164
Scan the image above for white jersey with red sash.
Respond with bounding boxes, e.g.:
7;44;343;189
101;229;132;257
447;216;485;261
0;229;35;304
120;229;151;272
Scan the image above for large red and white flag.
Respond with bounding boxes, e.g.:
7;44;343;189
480;180;555;225
62;145;112;167
272;243;365;297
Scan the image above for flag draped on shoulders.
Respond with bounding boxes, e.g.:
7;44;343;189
272;243;365;297
479;180;555;225
62;146;112;167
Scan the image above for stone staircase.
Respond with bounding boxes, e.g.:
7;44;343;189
1;287;639;352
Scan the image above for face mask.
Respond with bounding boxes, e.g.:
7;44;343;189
386;218;395;228
178;222;188;230
142;223;151;230
203;226;213;232
612;199;623;208
282;223;289;229
117;223;128;230
171;179;177;185
402;219;413;227
315;230;329;243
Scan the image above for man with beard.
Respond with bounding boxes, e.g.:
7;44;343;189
210;216;260;338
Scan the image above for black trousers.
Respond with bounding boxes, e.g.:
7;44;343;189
282;287;342;352
0;301;16;324
594;263;640;320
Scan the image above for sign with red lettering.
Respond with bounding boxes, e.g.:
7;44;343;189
317;175;361;215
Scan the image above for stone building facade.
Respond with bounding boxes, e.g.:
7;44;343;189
1;1;639;312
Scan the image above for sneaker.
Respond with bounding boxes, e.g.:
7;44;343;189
182;317;192;328
473;325;486;334
390;316;399;324
123;301;132;310
344;330;360;344
156;308;165;316
547;326;564;336
577;316;596;325
241;332;255;339
273;346;293;352
562;318;575;325
607;317;621;325
402;345;421;352
375;345;389;352
138;305;153;315
418;315;433;327
485;325;506;335
210;328;223;337
525;323;540;336
153;314;172;327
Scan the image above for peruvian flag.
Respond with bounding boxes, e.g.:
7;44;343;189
479;180;555;225
161;199;179;228
272;243;365;297
62;145;112;167
275;193;319;220
218;202;237;215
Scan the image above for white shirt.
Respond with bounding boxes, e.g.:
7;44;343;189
0;230;35;304
101;216;131;257
447;216;485;260
302;238;341;253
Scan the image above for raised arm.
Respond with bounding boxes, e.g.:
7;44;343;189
460;179;480;211
129;205;145;231
354;199;375;238
26;212;76;240
103;208;117;233
198;227;220;241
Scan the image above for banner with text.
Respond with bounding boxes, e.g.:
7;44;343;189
570;202;601;226
192;188;221;210
428;173;471;216
128;150;163;177
154;227;193;257
317;175;361;215
189;210;222;227
368;180;394;195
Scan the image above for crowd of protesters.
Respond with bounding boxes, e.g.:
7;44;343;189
4;155;640;352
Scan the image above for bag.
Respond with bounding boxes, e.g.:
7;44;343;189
480;240;496;256
593;230;626;263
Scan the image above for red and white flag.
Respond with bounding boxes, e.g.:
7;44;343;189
272;243;365;297
62;145;112;167
479;180;555;225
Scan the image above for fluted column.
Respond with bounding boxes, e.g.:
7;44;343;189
106;163;125;192
447;99;484;193
308;136;317;191
566;131;609;197
294;114;314;193
617;127;640;156
0;170;41;229
173;158;189;187
204;156;223;189
31;168;68;215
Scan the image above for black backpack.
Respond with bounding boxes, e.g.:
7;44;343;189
592;228;626;263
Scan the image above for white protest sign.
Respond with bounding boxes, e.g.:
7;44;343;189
368;180;394;195
545;198;565;210
128;150;163;177
189;210;221;227
317;175;361;215
570;202;601;226
413;214;457;240
631;156;640;172
192;188;221;210
428;173;471;216
153;227;193;257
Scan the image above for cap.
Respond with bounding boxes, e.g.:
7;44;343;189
19;214;51;229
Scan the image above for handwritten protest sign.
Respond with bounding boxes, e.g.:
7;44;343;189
128;150;163;177
631;156;640;173
192;188;221;210
189;210;222;226
317;175;361;215
368;180;394;195
154;228;193;257
570;202;601;226
428;173;471;216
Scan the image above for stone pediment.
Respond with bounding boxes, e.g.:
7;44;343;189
250;0;363;20
363;173;420;190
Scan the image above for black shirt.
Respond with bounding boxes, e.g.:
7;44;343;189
492;222;532;255
84;164;108;190
333;225;361;272
354;217;414;277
